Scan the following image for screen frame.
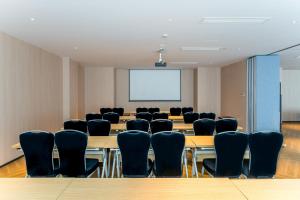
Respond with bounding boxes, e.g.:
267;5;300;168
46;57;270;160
128;69;182;102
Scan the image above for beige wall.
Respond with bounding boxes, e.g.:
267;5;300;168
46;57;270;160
281;69;300;121
197;67;221;115
221;61;247;129
70;60;85;119
0;32;63;165
84;67;115;113
115;68;195;112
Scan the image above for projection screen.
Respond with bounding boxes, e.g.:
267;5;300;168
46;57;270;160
129;69;181;101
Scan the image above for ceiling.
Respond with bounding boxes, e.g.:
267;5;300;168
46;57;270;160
0;0;299;68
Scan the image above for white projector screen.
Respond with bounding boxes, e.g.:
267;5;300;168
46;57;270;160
129;69;181;101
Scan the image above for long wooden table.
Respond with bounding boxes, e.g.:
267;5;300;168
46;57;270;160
120;115;184;121
1;178;299;200
12;136;214;150
111;123;194;131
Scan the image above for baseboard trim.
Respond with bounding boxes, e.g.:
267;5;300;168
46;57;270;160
0;155;24;168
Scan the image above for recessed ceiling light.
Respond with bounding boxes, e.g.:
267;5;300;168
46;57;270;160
73;46;79;50
162;33;168;38
199;17;271;24
292;20;297;24
30;17;36;22
181;46;225;51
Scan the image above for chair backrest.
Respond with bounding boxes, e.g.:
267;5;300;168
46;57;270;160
148;107;160;114
170;107;181;116
215;118;238;133
152;112;169;120
193;119;216;136
182;107;193;115
183;112;199;124
126;119;149;132
100;107;113;115
55;130;87;177
102;112;120;124
64;120;87;133
136;107;148;113
112;107;124;116
151;131;185;177
117;130;151;177
136;112;153;122
85;113;102;122
87;119;111;136
20;131;55;177
199;112;216;120
248;132;283;178
150;119;173;134
214;131;248;177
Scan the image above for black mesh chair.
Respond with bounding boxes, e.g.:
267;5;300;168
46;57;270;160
126;119;149;132
199;112;216;120
20;131;59;177
136;112;152;122
100;108;113;115
202;131;248;177
243;132;283;178
86;113;102;122
102;112;120;124
87;119;111;136
182;107;193;115
150;119;173;134
183;112;199;124
170;107;181;116
117;130;152;177
136;107;148;113
215;118;238;133
193;119;216;136
148;107;160;114
151;131;185;177
152;112;169;120
112;108;124;116
55;130;99;177
64;120;87;133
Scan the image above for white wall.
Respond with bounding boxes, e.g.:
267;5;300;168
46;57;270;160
281;69;300;121
197;67;221;115
115;68;195;112
84;67;115;113
0;32;63;165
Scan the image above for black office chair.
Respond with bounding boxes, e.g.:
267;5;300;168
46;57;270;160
182;107;193;115
151;131;185;177
183;112;199;124
193;119;216;136
86;113;102;122
102;112;120;124
87;119;111;136
152;112;169;120
112;108;124;116
150;119;173;134
136;112;152;122
55;130;99;177
20;131;59;177
199;112;216;120
64;120;87;133
136;107;148;113
100;107;113;115
243;132;283;178
117;130;152;177
148;107;160;114
202;131;248;177
215;118;238;133
170;107;181;116
126;119;149;132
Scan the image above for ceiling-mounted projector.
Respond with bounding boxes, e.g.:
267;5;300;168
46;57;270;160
155;48;167;67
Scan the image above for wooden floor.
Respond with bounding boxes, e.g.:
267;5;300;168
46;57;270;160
1;122;300;178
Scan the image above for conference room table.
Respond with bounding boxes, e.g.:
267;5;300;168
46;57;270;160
1;178;299;200
120;115;184;121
